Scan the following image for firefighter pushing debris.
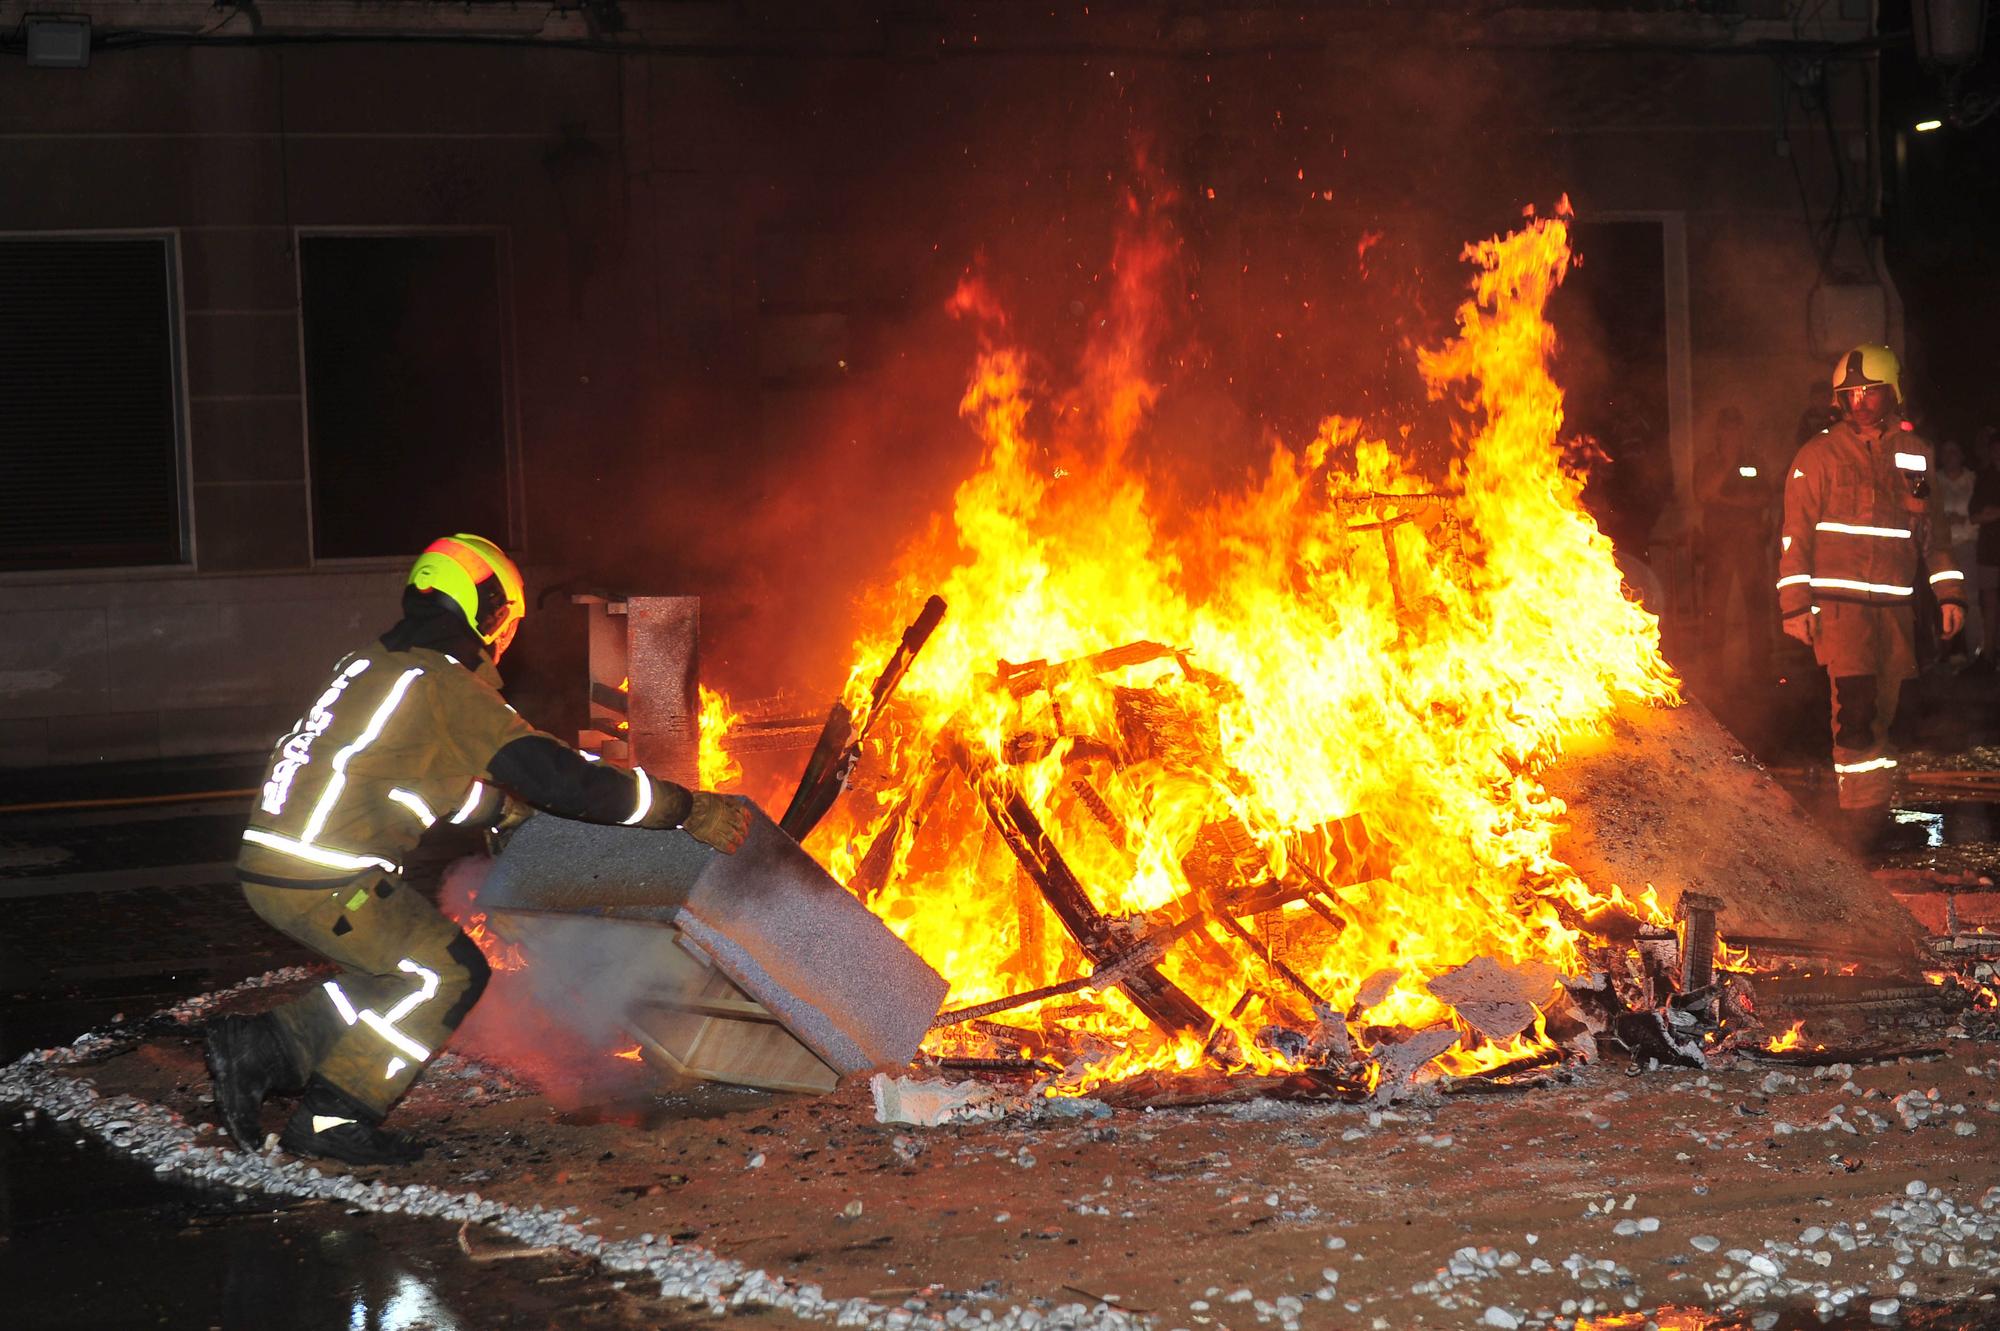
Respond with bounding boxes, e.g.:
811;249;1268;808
205;534;750;1165
1776;346;1966;851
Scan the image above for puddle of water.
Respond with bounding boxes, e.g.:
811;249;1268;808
0;1107;699;1331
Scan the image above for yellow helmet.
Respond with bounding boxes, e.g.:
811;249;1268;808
407;534;525;658
1831;344;1902;406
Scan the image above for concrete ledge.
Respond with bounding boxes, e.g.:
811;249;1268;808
0;567;404;766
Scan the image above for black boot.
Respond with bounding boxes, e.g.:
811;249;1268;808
279;1079;424;1166
204;1013;304;1150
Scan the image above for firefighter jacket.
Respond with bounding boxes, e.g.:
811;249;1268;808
1776;420;1966;624
240;637;691;890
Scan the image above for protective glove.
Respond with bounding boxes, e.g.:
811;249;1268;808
483;793;537;857
1782;611;1817;647
495;793;535;834
682;791;750;854
1942;602;1966;641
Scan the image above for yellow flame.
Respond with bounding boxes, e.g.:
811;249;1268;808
698;684;744;790
808;204;1679;1092
1764;1020;1807;1053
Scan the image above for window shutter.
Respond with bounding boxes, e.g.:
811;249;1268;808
0;236;185;570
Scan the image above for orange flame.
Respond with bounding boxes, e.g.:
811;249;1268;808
808;203;1679;1093
1764;1020;1807;1053
1927;969;1998;1009
698;684;744;790
1761;1020;1826;1054
612;1044;644;1063
461;911;528;973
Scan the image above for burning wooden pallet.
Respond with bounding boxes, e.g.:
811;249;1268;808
777;607;1969;1101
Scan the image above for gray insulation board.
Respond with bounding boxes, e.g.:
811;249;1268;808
480;803;948;1075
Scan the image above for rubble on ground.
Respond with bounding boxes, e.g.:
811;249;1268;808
8;968;2000;1331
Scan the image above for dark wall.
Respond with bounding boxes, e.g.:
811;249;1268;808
0;14;1878;759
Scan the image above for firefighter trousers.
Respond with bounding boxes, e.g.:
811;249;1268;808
242;877;490;1119
1811;600;1915;812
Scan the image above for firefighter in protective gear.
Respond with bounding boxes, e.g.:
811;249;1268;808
1777;346;1966;847
1695;405;1780;676
205;534;750;1166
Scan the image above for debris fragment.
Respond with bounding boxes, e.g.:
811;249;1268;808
1371;1025;1461;1104
870;1073;1012;1127
1426;956;1559;1041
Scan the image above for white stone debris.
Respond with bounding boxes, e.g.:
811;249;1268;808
872;1074;1014;1127
2;971;1150;1331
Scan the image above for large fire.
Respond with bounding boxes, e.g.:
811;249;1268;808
765;202;1679;1092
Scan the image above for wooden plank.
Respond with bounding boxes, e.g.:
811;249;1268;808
629;1003;838;1094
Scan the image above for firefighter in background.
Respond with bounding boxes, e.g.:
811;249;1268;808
1776;346;1966;849
1695;406;1779;680
204;534;751;1166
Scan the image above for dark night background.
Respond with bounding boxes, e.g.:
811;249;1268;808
1882;0;2000;445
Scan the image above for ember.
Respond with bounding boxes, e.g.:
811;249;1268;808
769;202;1693;1095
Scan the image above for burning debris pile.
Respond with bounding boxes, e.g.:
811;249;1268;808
729;202;1979;1102
453;200;1985;1108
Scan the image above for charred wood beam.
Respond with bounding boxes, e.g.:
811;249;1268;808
1677;892;1722;1000
1746;1044;1945;1067
778;596;946;841
1725;934;1932;968
1302;894;1349;935
1208;908;1329;1009
1201;991;1255;1062
1439;1048;1565;1089
927;914;1211;1030
848;754;952;900
1752;974;1958;1003
973;767;1211;1037
1069;775;1127;850
1766;998;1965;1021
924;1057;1046;1077
778;701;855;841
998;640;1175;698
1899;771;2000;792
1873;866;2000;893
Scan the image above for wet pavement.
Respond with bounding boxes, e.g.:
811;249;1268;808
0;760;711;1331
0;1106;705;1331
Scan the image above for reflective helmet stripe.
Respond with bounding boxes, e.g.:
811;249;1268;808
427;536;496;586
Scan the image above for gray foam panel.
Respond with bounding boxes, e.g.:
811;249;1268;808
480;803;947;1074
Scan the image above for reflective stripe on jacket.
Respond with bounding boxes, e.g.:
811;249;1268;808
239;643;541;888
1776;420;1965;621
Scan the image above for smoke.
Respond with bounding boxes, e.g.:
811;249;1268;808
574;42;1619;711
439;857;662;1107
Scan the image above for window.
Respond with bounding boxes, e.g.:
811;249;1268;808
0;236;185;571
299;234;509;560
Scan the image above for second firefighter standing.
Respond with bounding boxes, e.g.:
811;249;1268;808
1776;344;1966;848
